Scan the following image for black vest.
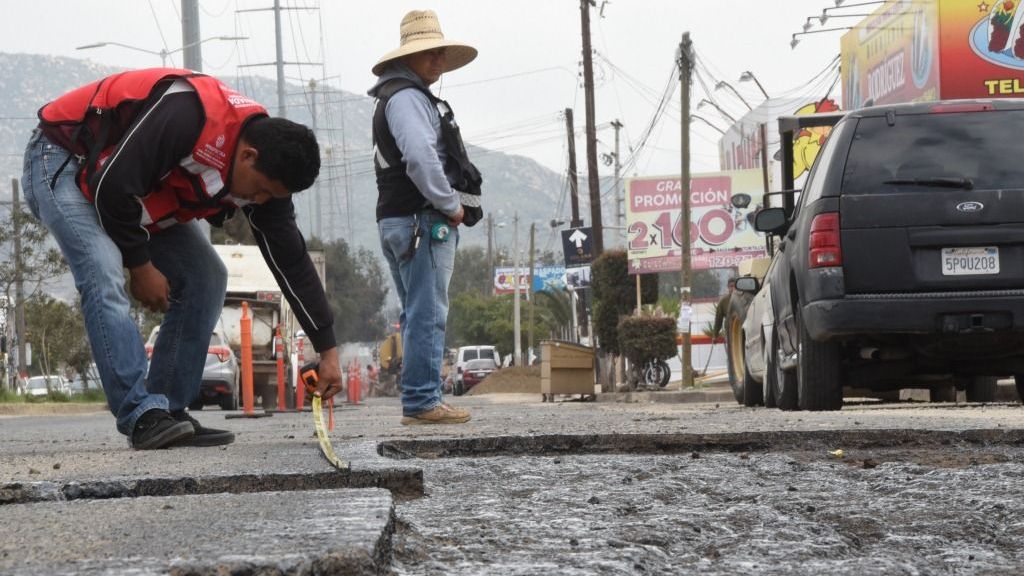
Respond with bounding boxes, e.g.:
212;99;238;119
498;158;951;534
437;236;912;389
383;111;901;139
372;78;482;226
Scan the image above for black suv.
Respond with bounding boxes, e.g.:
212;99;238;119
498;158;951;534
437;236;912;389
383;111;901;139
757;99;1024;410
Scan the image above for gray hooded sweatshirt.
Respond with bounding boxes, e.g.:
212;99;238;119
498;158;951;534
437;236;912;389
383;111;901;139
367;62;461;217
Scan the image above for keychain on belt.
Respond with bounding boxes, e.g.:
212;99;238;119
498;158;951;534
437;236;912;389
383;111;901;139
403;213;450;260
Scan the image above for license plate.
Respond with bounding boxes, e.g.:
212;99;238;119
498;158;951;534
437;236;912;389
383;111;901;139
941;247;999;276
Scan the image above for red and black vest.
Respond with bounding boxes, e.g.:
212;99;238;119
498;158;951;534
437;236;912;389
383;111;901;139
38;68;267;232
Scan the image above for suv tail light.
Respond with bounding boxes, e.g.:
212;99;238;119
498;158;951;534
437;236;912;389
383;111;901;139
809;212;842;268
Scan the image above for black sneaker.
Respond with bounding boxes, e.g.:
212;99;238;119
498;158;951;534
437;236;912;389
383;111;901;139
171;411;236;447
131;409;194;450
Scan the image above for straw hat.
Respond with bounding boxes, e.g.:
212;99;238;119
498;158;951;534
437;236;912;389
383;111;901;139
372;10;478;76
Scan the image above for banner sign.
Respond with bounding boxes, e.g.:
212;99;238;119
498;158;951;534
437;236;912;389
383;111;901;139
493;266;567;295
493;267;530;295
625;170;767;275
841;0;940;110
937;0;1024;98
532;266;566;293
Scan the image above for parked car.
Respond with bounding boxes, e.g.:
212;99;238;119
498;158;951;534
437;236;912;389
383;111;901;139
456;358;499;396
755;99;1024;411
453;345;498;391
145;326;240;411
67;363;101;396
25;375;67;397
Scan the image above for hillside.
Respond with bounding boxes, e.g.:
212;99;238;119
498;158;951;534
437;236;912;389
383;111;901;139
0;52;587;254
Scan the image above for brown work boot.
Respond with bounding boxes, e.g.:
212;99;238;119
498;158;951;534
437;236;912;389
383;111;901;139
401;403;471;425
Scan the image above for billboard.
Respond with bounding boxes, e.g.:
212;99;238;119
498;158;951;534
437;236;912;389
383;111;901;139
719;97;842;193
493;265;567;295
625;170;767;275
841;0;1024;105
841;0;941;110
938;0;1024;98
493;267;529;295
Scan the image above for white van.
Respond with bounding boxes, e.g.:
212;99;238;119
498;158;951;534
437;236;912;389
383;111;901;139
453;346;498;391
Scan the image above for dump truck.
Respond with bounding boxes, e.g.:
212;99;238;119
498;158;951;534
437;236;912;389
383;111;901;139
213;244;326;408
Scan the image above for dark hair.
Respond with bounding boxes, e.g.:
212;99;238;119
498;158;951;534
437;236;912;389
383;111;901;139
243;116;320;192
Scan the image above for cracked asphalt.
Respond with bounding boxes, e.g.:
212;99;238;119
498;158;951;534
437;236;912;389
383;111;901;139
2;391;1024;574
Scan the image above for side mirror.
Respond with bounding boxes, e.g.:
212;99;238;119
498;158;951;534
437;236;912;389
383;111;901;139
730;193;752;209
754;207;789;235
734;276;759;293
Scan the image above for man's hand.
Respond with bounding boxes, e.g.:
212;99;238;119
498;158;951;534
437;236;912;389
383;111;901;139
315;348;343;400
129;262;170;313
447;205;465;227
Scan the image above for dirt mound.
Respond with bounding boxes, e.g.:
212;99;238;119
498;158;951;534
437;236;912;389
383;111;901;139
467;366;541;395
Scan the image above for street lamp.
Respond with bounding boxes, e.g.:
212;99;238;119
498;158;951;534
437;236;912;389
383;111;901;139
714;80;753;110
76;36;248;67
690;114;727;135
819;10;873;25
738;71;770;100
790;27;854;49
696;98;737;124
835;0;885;7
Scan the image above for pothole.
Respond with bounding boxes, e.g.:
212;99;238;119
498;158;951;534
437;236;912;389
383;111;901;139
0;468;423;505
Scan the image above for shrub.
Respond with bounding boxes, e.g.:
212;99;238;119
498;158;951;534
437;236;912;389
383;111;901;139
618;316;678;367
591;250;657;354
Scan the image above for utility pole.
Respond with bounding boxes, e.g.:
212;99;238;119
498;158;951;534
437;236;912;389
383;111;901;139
611;119;624;240
580;0;604;255
759;122;771;203
512;212;522;366
527;222;536;362
678;33;694;388
11;179;26;389
564;108;582;227
274;0;286;117
308;78;323;239
181;0;201;71
236;2;320;119
486;214;494;295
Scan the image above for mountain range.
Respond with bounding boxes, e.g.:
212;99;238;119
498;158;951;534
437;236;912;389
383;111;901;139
0;52;606;257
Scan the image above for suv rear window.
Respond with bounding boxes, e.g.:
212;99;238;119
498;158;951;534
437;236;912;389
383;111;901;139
463;349;479;361
843;110;1021;195
478;348;496;360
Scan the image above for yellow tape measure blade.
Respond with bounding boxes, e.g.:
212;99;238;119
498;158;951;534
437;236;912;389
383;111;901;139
312;396;349;470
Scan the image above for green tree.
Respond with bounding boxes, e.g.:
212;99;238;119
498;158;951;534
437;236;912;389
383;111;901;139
447;290;567;357
449;246;490;298
590;250;657;354
314;237;388;343
0;204;67;308
23;295;88;378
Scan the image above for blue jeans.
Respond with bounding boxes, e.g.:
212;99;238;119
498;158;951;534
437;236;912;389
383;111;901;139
22;130;227;436
379;211;458;415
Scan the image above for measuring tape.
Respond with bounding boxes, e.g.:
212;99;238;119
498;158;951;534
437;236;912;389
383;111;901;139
312;396;348;470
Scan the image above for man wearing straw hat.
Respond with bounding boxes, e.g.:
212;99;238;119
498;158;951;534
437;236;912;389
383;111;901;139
369;10;483;425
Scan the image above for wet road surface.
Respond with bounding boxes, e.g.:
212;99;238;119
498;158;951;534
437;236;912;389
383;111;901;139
392;446;1024;575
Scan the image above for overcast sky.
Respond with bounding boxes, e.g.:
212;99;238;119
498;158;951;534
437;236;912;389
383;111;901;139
0;0;844;178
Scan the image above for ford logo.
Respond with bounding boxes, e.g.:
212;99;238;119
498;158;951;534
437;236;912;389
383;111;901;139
956;201;984;213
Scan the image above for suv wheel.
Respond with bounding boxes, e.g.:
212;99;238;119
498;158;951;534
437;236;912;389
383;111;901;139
965;376;998;403
772;329;798;411
795;307;843;411
219;393;238;411
726;293;751;404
